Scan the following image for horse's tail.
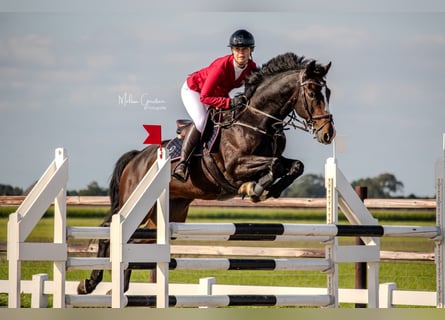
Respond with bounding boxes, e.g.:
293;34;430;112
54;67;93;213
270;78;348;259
101;150;141;226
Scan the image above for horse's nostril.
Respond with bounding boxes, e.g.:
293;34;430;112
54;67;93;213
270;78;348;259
324;133;330;142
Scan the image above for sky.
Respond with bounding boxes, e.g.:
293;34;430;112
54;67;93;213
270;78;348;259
0;1;444;197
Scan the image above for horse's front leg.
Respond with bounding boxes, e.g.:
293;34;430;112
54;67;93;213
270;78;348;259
264;158;304;199
231;156;285;202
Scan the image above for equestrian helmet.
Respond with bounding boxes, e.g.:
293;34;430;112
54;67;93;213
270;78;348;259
228;29;255;48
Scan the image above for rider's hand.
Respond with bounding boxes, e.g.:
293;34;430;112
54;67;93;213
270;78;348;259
230;95;247;108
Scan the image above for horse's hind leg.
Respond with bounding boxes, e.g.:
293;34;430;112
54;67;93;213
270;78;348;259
124;269;132;292
77;238;110;294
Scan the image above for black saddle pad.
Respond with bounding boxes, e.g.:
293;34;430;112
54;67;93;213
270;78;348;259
166;126;220;162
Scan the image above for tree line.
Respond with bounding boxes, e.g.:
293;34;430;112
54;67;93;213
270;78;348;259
0;181;108;196
281;172;408;198
0;172;420;198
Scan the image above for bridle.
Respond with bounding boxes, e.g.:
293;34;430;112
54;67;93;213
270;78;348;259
292;72;333;135
236;71;334;137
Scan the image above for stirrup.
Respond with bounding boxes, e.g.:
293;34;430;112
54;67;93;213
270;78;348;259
172;162;189;182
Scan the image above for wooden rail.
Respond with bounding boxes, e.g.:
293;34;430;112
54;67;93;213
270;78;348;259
0;196;436;209
63;244;434;262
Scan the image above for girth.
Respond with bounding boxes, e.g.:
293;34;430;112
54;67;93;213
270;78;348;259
201;147;239;195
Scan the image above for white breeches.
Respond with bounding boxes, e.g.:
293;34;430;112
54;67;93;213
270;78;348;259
181;81;208;132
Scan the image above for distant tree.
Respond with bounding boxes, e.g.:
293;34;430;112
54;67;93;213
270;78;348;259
77;181;108;196
282;174;325;197
0;184;23;196
351;173;404;198
281;172;405;198
67;189;79;196
23;181;37;195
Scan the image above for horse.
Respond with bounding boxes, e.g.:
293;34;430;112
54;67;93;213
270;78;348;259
77;52;336;294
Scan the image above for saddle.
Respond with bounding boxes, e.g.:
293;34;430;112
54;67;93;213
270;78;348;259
168;108;244;194
166;116;220;161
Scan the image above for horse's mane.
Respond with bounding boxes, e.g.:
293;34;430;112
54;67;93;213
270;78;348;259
244;52;310;99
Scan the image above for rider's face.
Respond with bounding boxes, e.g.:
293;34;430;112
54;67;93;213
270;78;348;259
231;47;252;67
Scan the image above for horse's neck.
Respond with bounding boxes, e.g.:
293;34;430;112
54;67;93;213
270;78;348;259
251;73;298;118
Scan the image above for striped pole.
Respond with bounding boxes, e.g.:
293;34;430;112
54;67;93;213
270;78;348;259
67;257;331;272
126;294;334;307
66;294;334;308
169;223;440;239
128;258;331;271
67;223;440;241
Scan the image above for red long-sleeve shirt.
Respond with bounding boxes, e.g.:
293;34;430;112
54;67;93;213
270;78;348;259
186;54;257;109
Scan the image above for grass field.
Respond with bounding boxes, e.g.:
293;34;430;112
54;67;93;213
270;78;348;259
0;205;438;307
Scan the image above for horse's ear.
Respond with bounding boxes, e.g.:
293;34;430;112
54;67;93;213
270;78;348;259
321;62;332;76
305;60;317;75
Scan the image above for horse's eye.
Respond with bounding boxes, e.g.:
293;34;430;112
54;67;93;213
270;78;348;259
307;91;316;99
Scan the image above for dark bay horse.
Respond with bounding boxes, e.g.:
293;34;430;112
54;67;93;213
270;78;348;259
77;52;336;294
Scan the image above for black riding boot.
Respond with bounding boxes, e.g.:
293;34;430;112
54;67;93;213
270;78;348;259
172;125;201;182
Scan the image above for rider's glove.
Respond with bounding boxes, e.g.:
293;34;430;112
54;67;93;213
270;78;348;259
230;95;247;108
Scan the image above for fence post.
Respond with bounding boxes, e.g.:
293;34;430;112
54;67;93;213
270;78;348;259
31;273;49;308
354;186;368;308
379;282;396;308
7;212;21;308
199;277;216;295
111;213;125;308
199;277;216;308
155;147;169;308
52;148;67;308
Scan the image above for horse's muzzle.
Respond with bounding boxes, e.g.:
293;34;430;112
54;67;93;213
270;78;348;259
317;126;336;145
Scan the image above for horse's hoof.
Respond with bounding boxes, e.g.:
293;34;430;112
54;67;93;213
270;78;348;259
238;182;254;197
259;190;269;202
250;191;268;203
77;279;90;295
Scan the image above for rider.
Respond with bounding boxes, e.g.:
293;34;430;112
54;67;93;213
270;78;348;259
172;29;258;182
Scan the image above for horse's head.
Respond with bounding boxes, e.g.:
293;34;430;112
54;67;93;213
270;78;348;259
244;53;335;145
294;60;335;144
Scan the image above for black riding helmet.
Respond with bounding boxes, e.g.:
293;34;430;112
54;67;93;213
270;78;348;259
228;29;255;50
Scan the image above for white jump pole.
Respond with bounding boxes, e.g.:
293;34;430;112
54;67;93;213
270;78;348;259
325;157;339;308
436;133;445;308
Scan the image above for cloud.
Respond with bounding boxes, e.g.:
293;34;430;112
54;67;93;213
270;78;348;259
0;33;55;66
412;33;445;47
0;65;98;111
86;54;115;69
285;25;375;50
